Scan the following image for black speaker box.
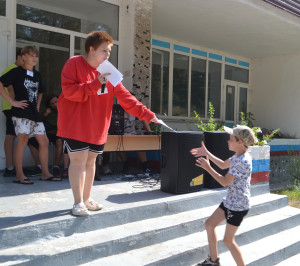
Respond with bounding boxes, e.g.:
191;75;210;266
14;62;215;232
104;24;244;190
161;131;205;194
109;104;124;135
203;131;235;188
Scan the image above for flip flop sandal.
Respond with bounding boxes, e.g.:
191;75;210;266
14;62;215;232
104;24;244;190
13;178;34;185
39;176;62;181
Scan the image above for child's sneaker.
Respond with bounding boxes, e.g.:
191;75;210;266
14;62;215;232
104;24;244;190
101;165;112;175
197;256;221;266
53;166;60;177
62;168;68;178
26;166;42;176
3;168;16;177
84;199;103;211
72;203;89;216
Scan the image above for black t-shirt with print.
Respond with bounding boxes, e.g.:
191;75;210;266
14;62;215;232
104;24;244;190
0;66;45;122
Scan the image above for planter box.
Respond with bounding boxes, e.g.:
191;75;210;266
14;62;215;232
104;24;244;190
267;139;300;190
248;145;270;184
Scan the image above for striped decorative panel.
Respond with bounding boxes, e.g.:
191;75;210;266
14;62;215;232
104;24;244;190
248;145;270;184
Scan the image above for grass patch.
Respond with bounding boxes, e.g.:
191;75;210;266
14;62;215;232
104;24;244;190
274;180;300;209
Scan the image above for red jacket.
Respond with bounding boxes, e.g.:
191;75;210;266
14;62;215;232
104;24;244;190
57;56;155;145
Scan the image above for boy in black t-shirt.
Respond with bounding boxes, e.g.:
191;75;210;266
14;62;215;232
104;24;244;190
0;46;61;184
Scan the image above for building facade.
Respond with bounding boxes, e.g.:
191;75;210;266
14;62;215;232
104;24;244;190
0;0;300;169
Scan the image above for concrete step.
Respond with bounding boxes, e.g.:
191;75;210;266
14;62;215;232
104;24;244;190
0;193;295;266
0;183;271;250
274;252;300;265
83;207;300;266
221;224;300;266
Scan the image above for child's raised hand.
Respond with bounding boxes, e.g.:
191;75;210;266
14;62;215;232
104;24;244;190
190;141;208;157
195;156;210;171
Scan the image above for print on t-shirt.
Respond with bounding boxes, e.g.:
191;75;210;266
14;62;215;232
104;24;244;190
24;78;39;103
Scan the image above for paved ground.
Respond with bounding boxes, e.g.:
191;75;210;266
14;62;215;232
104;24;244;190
0;170;191;230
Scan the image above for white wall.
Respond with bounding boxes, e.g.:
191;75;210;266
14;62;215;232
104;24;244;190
0;17;9;170
251;53;300;138
118;0;135;91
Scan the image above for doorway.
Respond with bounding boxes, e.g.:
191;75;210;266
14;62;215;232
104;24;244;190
224;81;248;124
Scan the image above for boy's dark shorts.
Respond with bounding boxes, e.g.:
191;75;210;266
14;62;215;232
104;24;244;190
219;202;249;227
3;110;16;136
28;134;64;150
63;138;104;154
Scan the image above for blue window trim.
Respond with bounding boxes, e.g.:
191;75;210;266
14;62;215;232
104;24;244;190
174;44;190;53
225;57;237;64
192;49;207;57
209;53;222;61
152;39;170;49
239;60;250;67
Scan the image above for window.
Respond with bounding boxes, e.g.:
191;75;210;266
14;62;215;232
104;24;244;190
225;85;235;121
0;0;5;16
17;5;81;32
173;53;189;116
208;61;222;118
15;0;120;97
151;39;250;120
225;65;249;83
191;57;206;117
239;87;248;114
17;25;70;96
151;49;169;115
17;1;119;39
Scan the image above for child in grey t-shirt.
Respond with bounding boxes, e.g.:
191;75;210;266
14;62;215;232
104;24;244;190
190;125;256;266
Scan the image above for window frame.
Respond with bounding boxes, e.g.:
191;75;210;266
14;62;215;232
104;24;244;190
151;37;251;122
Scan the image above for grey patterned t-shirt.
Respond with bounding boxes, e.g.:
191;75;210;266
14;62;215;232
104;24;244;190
223;152;252;211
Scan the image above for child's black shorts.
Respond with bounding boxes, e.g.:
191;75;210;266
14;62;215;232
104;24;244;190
63;138;104;154
219;202;249;227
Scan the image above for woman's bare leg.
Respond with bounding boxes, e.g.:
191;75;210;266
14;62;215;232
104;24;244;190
68;150;89;205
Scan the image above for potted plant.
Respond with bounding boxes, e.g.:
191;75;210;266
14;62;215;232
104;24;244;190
194;105;279;187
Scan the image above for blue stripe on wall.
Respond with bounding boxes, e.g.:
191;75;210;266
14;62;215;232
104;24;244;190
252;159;270;173
152;39;170;49
192;49;207;57
238;60;250;67
174;44;190;53
209;53;222;61
225;57;237;64
270;145;300;152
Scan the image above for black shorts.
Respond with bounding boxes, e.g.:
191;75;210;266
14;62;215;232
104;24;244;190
3;110;16;136
27;134;63;150
63;138;104;154
27;137;39;149
219;202;249;227
47;133;61;144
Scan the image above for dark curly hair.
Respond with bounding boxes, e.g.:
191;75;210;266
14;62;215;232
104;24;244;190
45;94;58;108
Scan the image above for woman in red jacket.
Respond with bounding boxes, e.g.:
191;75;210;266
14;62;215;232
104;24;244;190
57;31;158;216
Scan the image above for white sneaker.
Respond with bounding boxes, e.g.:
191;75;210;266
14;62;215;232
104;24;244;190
84;199;103;211
72;203;89;216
